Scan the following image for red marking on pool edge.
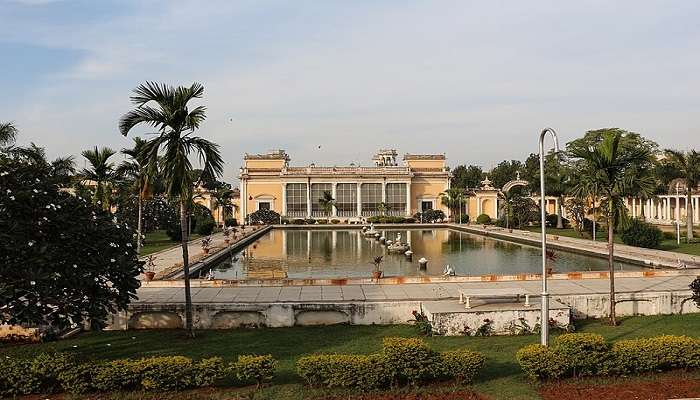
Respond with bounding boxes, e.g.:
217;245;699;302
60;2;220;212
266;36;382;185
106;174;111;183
330;279;347;286
567;272;583;280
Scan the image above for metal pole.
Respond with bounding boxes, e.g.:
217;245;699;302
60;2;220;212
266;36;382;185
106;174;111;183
539;127;560;346
677;183;681;245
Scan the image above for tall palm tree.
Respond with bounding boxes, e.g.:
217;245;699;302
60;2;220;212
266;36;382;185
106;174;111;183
119;81;223;338
664;149;700;242
440;188;466;222
117;137;152;254
211;187;235;227
569;131;653;325
570;162;602;241
80;146;117;210
0;122;18;147
318;190;336;222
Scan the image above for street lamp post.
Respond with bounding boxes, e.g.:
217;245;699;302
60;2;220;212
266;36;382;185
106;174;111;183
539;127;560;346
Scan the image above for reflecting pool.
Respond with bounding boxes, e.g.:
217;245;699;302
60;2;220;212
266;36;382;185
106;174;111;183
199;228;644;280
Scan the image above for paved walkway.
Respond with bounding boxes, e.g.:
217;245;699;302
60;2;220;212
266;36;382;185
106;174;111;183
134;274;696;304
142;226;270;279
451;224;700;268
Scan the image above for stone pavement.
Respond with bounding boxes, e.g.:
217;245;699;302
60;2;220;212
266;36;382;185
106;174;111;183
451;224;700;268
134;273;696;304
141;225;270;279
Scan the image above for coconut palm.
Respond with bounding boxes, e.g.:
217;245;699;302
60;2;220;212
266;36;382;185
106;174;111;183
80;146;117;210
119;81;223;338
569;130;653;325
318;190;336;222
117;137;152;253
0;122;18;147
211;187;235;227
664;149;700;241
440;188;466;222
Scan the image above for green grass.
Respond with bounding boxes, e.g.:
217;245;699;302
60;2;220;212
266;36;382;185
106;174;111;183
3;314;700;399
141;230;204;255
522;226;700;256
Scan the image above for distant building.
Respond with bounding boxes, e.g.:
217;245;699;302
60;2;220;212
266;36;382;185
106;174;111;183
239;149;450;221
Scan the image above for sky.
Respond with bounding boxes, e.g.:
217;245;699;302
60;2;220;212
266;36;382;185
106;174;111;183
2;0;699;184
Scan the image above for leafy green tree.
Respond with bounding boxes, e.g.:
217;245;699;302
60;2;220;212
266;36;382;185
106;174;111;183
80;146;117;210
451;165;483;189
488;160;523;189
0;146;142;332
663;149;700;241
318;190;336;222
569;129;652;325
119;82;223;337
211;187;236;227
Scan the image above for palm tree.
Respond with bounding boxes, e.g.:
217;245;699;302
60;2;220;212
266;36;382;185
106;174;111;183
569;131;652;325
117;137;152;254
0;122;18;147
80;146;117;210
318;190;336;222
570;162;602;241
211;187;235;227
440;188;466;222
119;81;223;338
664;149;700;242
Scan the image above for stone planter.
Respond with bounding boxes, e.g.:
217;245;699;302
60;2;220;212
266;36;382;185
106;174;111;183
144;271;156;281
372;270;383;280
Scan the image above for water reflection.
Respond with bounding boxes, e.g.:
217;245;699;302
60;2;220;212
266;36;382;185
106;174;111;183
201;228;643;280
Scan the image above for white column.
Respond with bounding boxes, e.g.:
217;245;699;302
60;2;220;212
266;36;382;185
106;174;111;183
405;182;411;216
281;183;287;216
331;183;337;217
656;199;661;220
381;181;387;204
240;179;247;222
694;197;699;223
665;198;669;220
631;198;636;218
356;183;362;217
676;196;680;221
306;182;312;218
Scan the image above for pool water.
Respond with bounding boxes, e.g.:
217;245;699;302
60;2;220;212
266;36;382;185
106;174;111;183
199;228;644;280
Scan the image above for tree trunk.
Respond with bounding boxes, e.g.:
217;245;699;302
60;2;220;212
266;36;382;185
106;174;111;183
607;215;617;326
687;190;694;242
136;194;143;254
591;197;596;242
180;200;195;338
556;196;564;229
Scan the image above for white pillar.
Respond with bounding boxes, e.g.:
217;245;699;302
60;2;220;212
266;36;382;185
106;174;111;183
306;182;312;218
281;183;287;216
356;183;362;217
694;197;699;223
676;196;680;221
631;198;636;218
405;182;412;216
381;182;387;204
656;199;661;220
331;183;337;217
241;179;247;222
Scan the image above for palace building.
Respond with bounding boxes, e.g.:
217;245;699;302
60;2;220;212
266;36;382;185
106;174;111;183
239;149;451;221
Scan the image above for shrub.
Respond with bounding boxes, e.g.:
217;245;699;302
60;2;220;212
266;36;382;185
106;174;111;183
330;219;341;224
193;357;227;387
476;214;492;224
31;352;75;393
611;335;700;374
249;209;281;225
196;217;216;235
166;222;183;241
440;349;485;384
57;361;96;394
137;356;195;391
93;359;141;392
224;217;238;227
232;354;276;387
621;218;663;249
414;209;446;223
292;218;307;225
553;333;609;377
0;357;41;396
516;344;568;381
305;218;316;224
296;354;388;389
662;231;676;240
457;214;470;223
382;337;441;385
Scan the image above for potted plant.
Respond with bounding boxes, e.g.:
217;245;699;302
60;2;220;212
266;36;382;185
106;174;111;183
144;255;156;281
201;236;213;255
223;227;231;245
372;255;384;280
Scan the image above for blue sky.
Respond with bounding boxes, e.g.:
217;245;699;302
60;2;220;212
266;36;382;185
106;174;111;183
2;0;699;183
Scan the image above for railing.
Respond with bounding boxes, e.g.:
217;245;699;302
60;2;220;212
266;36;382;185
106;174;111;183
311;210;330;218
286;210;306;218
283;166;410;176
337;210;357;217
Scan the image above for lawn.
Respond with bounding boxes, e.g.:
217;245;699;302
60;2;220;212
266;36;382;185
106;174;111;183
3;314;700;399
141;230;204;255
522;226;700;256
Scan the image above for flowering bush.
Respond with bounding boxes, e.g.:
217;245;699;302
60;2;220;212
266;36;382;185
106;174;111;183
0;153;142;333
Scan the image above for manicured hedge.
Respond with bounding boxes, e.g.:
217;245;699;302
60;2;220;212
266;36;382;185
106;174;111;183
517;333;700;381
0;352;275;396
296;336;484;389
476;214;492;224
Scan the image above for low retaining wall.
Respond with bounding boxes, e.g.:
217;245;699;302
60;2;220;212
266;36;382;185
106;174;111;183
108;290;698;331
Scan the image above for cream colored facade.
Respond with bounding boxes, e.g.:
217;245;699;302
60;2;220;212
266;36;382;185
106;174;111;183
239;149;450;221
